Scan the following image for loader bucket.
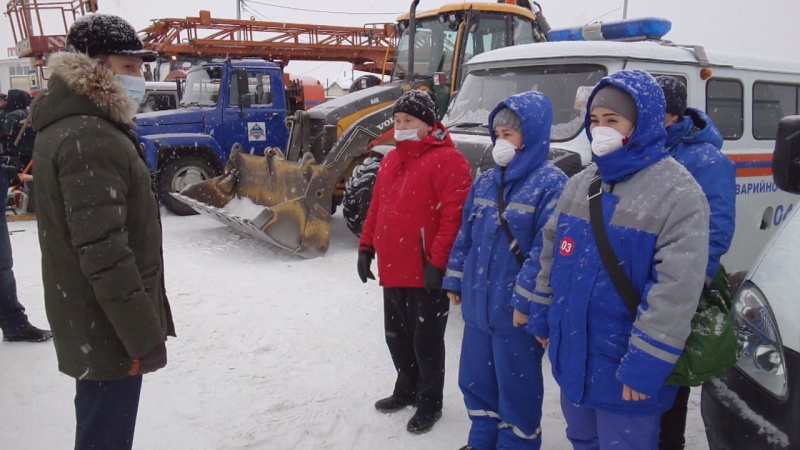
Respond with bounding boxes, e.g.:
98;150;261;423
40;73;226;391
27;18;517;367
171;148;334;258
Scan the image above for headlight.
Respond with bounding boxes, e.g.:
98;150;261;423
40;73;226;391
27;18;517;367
733;282;788;399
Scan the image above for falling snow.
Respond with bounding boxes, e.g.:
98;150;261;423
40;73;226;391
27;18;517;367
0;213;710;449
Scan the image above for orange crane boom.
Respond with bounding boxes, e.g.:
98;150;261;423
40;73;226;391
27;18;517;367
6;0;98;60
139;11;399;75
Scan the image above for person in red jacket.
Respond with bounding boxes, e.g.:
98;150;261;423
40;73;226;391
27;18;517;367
357;90;472;434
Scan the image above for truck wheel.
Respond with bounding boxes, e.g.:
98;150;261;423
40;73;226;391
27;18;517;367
156;156;219;216
343;155;382;237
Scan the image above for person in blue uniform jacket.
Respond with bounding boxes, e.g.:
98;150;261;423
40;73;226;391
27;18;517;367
443;91;567;450
516;70;710;449
655;75;736;450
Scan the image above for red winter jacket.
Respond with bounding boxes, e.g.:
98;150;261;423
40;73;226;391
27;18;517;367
359;124;472;288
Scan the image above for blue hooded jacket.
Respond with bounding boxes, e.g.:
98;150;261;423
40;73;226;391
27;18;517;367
585;72;670;183
666;108;736;281
443;92;567;334
515;70;710;414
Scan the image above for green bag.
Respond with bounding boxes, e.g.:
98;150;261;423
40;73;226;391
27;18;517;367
666;267;743;386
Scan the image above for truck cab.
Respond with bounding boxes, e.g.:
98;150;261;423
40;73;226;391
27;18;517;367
135;60;291;215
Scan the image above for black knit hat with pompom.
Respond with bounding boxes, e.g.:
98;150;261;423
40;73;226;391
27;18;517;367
656;76;688;116
393;90;437;126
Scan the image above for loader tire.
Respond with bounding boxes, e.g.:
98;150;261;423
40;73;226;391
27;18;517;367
156;156;219;216
343;155;382;237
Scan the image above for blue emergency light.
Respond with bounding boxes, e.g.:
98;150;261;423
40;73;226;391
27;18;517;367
547;18;672;42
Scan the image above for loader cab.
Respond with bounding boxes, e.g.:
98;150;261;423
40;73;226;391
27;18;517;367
392;2;545;118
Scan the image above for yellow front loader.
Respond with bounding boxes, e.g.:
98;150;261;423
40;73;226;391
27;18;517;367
172;1;551;258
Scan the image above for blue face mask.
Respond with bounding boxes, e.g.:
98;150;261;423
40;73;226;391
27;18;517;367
115;74;146;104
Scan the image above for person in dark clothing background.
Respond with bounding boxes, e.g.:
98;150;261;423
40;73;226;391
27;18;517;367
358;90;472;435
1;90;35;167
0;89;51;343
655;76;736;450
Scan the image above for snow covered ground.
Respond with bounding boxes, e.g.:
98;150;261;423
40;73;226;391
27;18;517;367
0;212;710;449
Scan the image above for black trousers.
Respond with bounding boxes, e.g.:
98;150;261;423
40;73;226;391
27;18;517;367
383;287;449;416
659;385;691;450
75;375;143;450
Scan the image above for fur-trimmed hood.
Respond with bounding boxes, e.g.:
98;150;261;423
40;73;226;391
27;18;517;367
31;51;138;132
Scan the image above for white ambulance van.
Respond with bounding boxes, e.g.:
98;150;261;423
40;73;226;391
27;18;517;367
444;18;800;278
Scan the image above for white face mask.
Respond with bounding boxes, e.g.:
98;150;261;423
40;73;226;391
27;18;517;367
115;74;146;104
394;128;421;142
492;139;517;166
591;126;632;157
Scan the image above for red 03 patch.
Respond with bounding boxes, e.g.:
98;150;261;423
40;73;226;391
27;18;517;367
559;237;575;257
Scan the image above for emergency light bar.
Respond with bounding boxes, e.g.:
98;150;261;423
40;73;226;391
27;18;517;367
547;18;671;42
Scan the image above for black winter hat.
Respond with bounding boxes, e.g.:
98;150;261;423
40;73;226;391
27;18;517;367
393;90;436;126
67;14;157;62
656;76;688;116
3;89;30;113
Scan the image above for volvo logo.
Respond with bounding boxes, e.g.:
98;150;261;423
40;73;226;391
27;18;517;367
376;118;394;131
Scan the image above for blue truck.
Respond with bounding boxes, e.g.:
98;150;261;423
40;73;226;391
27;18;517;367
134;59;319;215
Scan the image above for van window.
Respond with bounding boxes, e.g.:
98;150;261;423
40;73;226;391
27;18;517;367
753;82;799;140
706;78;743;140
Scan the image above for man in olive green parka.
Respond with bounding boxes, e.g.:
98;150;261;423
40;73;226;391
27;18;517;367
31;14;175;450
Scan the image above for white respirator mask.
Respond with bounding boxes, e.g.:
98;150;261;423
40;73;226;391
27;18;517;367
492;139;517;166
394;128;422;142
590;126;632;157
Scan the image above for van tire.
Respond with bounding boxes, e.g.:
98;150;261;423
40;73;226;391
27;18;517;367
156;155;219;216
343;155;382;237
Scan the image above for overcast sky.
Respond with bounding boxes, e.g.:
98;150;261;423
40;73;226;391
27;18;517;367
2;0;797;87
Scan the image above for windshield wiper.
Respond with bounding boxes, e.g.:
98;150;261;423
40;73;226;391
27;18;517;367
448;122;487;129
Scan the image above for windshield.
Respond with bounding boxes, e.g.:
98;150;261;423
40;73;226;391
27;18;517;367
392;18;458;81
443;65;607;142
181;66;223;107
152;57;213;82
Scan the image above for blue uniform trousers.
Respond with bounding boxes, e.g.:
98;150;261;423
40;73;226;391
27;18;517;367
459;324;545;449
561;392;661;450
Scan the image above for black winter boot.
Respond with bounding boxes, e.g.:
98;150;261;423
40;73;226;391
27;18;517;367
406;410;442;434
374;395;414;413
3;325;52;343
459;447;477;450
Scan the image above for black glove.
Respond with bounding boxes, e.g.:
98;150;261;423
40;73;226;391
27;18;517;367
423;263;444;293
0;155;22;186
128;341;167;376
357;250;376;283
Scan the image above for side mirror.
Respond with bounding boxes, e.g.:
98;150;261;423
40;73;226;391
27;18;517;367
239;94;253;109
772;115;800;194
